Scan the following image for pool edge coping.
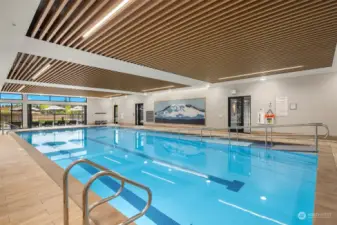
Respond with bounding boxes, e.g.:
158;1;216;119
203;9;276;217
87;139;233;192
313;142;337;224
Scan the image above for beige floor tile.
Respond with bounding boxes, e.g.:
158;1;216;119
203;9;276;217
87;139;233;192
0;215;11;225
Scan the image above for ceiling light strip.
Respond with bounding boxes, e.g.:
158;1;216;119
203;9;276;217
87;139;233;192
83;0;130;38
31;63;51;80
5;79;141;95
104;94;123;98
218;65;304;80
142;85;175;92
17;85;26;92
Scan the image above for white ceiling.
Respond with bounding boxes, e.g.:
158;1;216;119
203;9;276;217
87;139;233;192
0;0;39;88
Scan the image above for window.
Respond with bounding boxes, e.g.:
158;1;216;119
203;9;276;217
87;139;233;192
27;94;87;103
28;94;50;101
0;93;23;100
0;103;23;129
50;96;66;102
69;97;87;103
28;104;87;127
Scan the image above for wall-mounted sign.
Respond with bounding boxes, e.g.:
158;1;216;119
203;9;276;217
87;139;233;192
276;96;288;116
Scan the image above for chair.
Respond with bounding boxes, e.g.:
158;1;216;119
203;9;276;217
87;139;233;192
42;121;53;127
56;120;66;126
67;120;77;125
11;122;22;129
32;121;40;127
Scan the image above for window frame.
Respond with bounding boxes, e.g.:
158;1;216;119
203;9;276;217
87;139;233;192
27;94;87;103
0;93;23;100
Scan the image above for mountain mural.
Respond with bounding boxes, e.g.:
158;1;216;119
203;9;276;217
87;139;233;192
154;99;206;125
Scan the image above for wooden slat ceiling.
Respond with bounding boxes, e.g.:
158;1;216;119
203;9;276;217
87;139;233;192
1;83;123;98
23;0;337;83
3;52;185;94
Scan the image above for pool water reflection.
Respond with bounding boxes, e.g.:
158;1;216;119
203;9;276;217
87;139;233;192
19;127;317;225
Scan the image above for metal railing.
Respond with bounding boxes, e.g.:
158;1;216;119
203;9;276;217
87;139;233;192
177;123;329;152
63;159;152;225
1;122;21;135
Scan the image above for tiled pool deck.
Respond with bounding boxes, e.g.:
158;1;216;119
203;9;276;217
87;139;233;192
1;124;336;224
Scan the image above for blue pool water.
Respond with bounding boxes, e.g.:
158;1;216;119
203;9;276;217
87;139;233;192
18;127;317;225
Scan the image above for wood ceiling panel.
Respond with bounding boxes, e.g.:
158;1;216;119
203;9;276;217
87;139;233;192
5;53;185;93
1;83;123;98
24;0;337;82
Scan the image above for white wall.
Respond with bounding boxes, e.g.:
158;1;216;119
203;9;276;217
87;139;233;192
87;98;113;124
112;72;337;136
2;72;336;135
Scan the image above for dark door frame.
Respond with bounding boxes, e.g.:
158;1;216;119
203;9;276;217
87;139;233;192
228;96;251;133
135;103;144;126
114;105;118;124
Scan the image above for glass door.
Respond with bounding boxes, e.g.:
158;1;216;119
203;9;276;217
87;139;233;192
228;97;243;132
135;103;144;125
0;103;23;129
114;105;118;124
228;96;251;133
11;103;23;128
243;96;251;133
0;103;11;129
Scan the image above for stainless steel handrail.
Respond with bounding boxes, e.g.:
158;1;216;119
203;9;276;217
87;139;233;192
63;159;152;225
178;123;329;138
178;123;330;152
83;170;152;225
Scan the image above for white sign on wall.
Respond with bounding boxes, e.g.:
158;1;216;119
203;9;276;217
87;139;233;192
276;96;288;117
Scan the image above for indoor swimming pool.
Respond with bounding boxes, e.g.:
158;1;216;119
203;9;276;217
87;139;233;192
18;127;318;225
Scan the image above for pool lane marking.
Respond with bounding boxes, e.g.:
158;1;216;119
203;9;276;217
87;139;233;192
152;160;208;179
103;156;122;164
141;170;176;184
78;162;180;225
87;137;245;192
218;199;287;225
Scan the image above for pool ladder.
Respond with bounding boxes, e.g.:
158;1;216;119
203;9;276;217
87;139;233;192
63;159;152;225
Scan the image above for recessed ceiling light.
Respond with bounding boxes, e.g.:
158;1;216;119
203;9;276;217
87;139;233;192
142;85;175;92
218;65;304;80
260;77;266;81
32;64;51;80
18;85;26;92
83;0;130;38
104;94;122;98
